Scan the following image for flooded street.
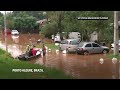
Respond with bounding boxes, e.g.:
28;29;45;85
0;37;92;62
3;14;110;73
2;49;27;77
0;34;41;58
31;52;119;79
0;34;120;79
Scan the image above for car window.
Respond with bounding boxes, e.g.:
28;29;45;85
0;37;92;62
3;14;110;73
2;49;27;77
61;40;68;44
119;40;120;43
70;40;79;45
85;44;92;47
92;43;100;47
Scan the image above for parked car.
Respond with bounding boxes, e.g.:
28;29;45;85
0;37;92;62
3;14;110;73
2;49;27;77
59;39;80;53
11;30;19;35
76;42;109;55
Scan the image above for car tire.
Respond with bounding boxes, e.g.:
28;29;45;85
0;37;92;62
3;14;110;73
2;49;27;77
75;50;78;54
76;50;80;54
83;51;89;55
102;50;108;54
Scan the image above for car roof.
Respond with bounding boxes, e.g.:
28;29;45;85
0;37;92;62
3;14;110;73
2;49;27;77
12;30;18;31
64;39;80;41
80;42;96;44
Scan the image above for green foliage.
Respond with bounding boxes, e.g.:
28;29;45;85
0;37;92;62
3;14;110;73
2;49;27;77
41;22;58;38
0;11;40;33
108;54;120;60
36;43;59;50
14;16;36;29
0;11;116;41
0;16;3;27
43;11;114;42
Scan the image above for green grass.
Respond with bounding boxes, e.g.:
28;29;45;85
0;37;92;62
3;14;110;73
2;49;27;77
0;49;72;79
107;53;120;60
36;42;59;50
45;43;59;50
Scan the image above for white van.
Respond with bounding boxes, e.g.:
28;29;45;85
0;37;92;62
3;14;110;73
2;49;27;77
11;30;19;35
54;34;61;43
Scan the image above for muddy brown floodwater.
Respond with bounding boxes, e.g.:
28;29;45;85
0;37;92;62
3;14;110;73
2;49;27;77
0;34;120;79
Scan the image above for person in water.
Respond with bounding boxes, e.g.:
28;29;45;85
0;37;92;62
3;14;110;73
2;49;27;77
32;45;37;56
42;43;46;56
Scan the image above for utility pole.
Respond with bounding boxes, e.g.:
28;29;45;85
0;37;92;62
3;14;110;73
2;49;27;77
4;11;8;52
114;11;119;55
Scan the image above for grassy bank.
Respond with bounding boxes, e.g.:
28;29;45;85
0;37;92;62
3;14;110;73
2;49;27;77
37;42;59;50
107;53;120;60
0;49;72;79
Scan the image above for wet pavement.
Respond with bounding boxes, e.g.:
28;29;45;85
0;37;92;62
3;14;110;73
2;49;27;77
0;34;120;79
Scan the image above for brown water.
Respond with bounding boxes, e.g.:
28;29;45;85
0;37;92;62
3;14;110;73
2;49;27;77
0;34;120;79
30;52;120;79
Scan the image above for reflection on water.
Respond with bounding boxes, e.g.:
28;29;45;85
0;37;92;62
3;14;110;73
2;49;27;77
0;34;120;79
0;34;41;58
11;35;19;44
31;52;120;79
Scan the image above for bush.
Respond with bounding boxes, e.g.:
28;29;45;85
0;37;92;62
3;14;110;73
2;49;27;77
40;22;58;38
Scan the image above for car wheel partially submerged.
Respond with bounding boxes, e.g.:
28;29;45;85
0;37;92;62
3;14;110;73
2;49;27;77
102;50;108;54
59;47;62;51
83;51;89;55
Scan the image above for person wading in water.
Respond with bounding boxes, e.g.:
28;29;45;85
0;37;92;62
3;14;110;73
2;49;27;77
42;43;46;56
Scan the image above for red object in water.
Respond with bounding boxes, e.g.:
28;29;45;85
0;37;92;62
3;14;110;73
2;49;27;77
32;49;37;56
2;29;11;35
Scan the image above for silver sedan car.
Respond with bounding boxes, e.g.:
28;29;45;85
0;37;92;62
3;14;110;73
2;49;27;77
59;39;80;53
76;42;109;55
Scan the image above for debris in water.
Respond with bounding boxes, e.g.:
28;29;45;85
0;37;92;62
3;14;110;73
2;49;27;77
99;58;104;64
112;57;117;64
48;49;51;52
62;50;67;54
56;49;59;54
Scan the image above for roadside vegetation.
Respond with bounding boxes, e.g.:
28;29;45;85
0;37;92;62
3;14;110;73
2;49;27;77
108;53;120;60
0;49;72;79
36;42;59;50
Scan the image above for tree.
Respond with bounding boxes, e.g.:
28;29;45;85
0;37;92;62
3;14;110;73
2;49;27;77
62;11;113;41
47;11;65;33
40;22;57;38
14;15;38;33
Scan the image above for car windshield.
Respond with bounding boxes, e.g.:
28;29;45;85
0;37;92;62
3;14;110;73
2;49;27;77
78;43;84;47
119;40;120;43
70;40;79;45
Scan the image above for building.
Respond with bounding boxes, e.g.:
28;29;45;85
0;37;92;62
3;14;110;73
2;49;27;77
68;32;81;39
36;18;50;26
90;31;98;42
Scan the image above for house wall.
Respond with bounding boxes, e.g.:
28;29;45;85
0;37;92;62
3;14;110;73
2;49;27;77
90;31;98;41
68;32;81;39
